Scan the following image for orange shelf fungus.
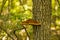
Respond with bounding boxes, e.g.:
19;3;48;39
20;19;41;26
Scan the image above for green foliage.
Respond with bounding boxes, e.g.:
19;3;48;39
0;0;33;40
51;0;60;40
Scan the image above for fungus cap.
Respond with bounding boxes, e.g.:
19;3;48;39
20;19;41;25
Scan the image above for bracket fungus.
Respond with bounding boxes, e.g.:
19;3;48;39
20;19;41;26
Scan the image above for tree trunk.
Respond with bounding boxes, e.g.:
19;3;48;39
32;0;52;40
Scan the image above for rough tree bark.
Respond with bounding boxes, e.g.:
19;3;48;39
32;0;52;40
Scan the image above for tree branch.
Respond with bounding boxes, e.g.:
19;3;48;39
0;0;7;15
